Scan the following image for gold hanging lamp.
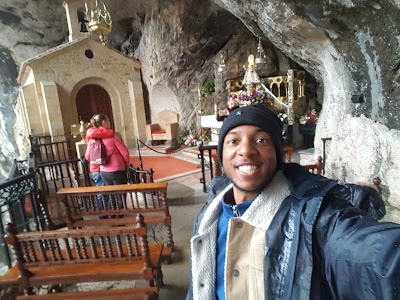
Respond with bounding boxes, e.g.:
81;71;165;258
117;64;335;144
85;0;112;45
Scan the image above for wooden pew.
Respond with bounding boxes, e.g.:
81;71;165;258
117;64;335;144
57;182;174;263
0;215;162;298
301;156;324;174
16;287;159;299
284;147;324;175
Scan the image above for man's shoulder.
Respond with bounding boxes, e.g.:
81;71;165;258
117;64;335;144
283;163;338;198
283;163;385;220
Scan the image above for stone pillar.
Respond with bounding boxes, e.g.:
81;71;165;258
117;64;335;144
128;71;147;148
41;81;65;141
21;83;44;136
18;93;31;137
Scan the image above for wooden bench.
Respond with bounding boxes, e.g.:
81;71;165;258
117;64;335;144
0;214;162;298
16;287;159;299
57;182;174;263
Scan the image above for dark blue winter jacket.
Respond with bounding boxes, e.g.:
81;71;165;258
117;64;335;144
186;163;399;299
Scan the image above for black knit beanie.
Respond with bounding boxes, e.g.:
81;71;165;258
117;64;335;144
218;104;284;169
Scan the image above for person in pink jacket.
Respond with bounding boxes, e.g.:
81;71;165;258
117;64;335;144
85;114;130;214
85;114;130;186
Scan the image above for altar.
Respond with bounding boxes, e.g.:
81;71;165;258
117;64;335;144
201;115;222;143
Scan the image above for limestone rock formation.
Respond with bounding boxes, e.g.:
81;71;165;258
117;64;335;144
0;0;67;180
0;0;399;213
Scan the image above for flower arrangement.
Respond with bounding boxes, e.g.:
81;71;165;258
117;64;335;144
299;109;318;125
277;112;288;124
229;90;268;106
181;130;198;147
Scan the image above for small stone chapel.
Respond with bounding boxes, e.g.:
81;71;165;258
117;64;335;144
16;0;147;151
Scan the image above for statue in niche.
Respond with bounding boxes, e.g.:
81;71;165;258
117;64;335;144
242;54;261;91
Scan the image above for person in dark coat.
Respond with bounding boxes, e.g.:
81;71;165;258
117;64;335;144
186;104;400;300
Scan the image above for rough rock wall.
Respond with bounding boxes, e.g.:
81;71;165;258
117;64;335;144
214;0;400;207
107;0;293;132
0;0;67;181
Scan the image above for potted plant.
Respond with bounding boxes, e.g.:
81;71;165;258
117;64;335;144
202;79;215;94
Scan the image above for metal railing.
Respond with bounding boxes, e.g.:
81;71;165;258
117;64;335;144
36;158;84;193
198;144;221;193
127;164;154;184
31;138;73;164
0;170;53;269
0;138;92;271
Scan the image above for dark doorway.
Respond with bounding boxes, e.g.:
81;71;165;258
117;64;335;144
76;84;115;129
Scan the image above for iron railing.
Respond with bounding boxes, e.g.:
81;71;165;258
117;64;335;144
198;144;220;193
0;171;53;269
127;164;154;184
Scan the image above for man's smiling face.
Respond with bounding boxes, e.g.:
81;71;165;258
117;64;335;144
222;125;277;203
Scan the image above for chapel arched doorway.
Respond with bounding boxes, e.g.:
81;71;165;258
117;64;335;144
76;84;115;129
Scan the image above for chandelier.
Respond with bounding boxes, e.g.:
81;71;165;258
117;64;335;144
85;0;112;45
255;38;267;66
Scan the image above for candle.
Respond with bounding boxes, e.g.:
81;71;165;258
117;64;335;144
85;2;88;12
214;104;218;114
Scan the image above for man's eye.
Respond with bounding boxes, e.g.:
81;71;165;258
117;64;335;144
256;138;270;143
227;139;237;145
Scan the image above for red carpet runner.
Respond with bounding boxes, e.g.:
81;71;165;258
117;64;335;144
129;156;199;180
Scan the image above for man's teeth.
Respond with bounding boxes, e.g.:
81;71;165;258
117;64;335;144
237;165;258;173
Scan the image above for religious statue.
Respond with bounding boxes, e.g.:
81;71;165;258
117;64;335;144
242;54;261;91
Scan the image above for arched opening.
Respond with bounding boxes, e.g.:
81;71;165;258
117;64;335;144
76;84;115;129
271;83;279;98
280;82;287;97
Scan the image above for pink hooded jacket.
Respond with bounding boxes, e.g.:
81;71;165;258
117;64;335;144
85;128;130;172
